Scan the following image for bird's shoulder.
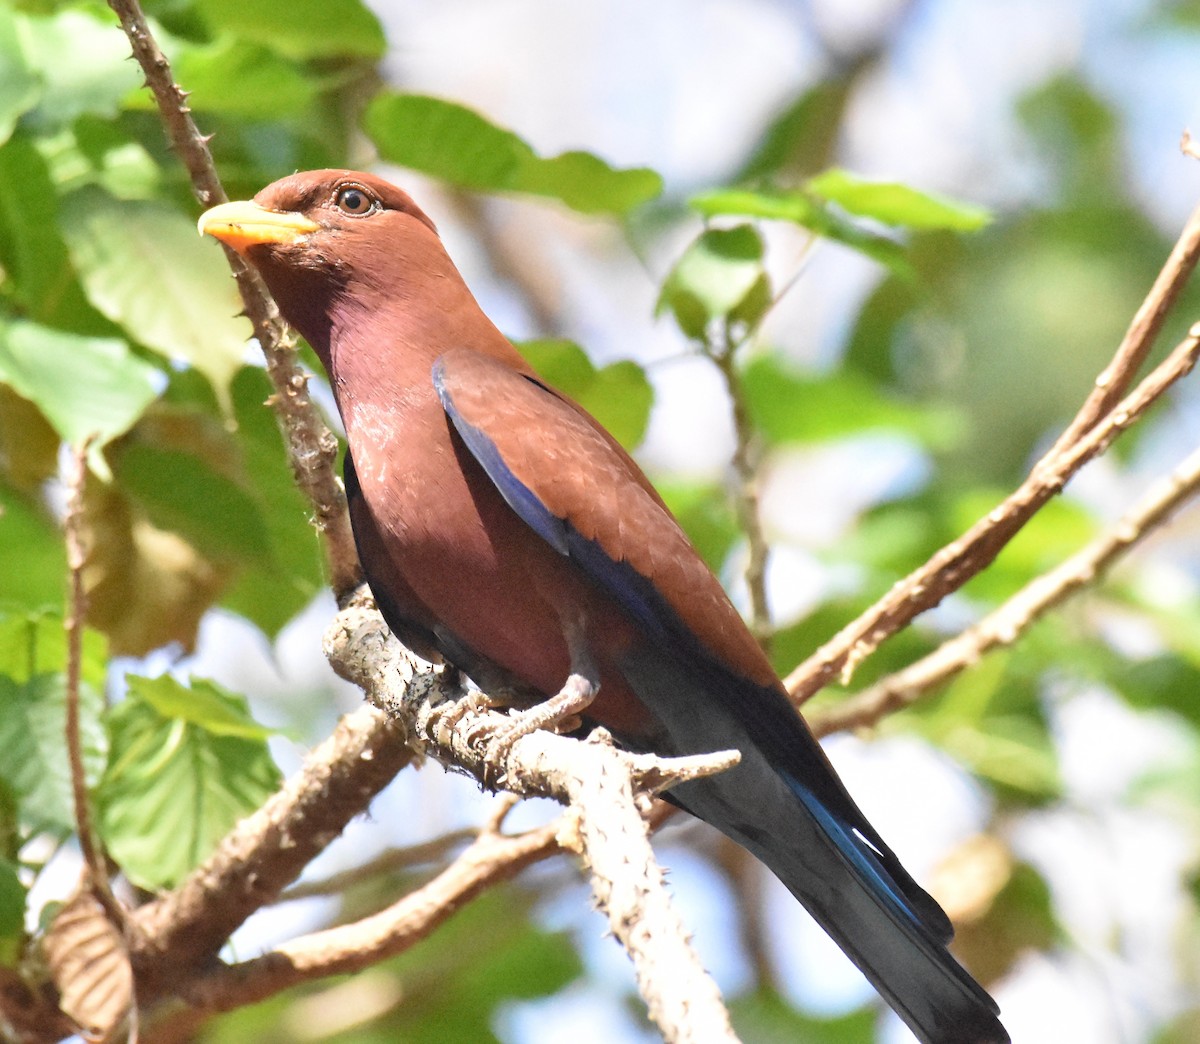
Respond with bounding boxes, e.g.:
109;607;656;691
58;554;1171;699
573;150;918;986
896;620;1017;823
433;347;778;689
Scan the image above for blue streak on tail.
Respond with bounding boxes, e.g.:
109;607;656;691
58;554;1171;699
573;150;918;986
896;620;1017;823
783;770;926;932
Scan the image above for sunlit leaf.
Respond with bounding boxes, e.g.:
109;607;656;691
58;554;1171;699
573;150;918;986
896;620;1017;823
741;354;961;448
657;225;769;339
98;678;280;889
134;38;318;119
81;467;232;657
736;79;854;183
365;93;662;216
16;8;141;128
0;487;66;611
0;320;159;471
517;339;653;449
0;610;109;691
57;188;250;401
0;7;39;147
126;674;274;740
690;187;912;278
807;169;991;232
953;491;1098;603
193;0;386;59
0;132;105;330
114;441;272;564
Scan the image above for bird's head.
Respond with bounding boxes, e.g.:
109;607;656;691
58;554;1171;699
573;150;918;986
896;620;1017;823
198;170;457;362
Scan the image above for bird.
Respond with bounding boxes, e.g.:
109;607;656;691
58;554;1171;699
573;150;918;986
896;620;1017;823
199;169;1009;1044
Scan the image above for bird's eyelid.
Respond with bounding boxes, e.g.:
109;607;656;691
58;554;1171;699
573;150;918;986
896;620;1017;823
332;182;380;216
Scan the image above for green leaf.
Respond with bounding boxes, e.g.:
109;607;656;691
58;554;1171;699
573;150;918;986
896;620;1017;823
729;988;877;1044
0;673;107;834
365;93;662;216
657;225;769;339
98;678;280;889
113;441;272;564
690;187;913;278
807;169;992;232
0;133;102;330
57;188;251;401
0;320;159;472
380;888;583;1043
193;0;386;59
0;7;40;147
0;858;24;965
16;8;141;129
736;79;853;183
136;39;317;119
954;491;1098;603
125;675;274;740
0;484;65;610
220;367;324;636
0;610;109;691
517;339;653;449
740;354;962;447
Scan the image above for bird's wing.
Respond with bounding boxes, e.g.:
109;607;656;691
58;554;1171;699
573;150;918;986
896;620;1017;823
432;347;774;686
431;348;950;925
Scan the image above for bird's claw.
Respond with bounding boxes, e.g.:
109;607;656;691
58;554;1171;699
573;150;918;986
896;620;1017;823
483;673;598;784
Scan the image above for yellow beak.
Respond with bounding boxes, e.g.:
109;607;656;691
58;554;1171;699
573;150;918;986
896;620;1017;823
198;200;321;254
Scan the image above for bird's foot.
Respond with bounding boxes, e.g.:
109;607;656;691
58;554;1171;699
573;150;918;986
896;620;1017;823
484;673;598;776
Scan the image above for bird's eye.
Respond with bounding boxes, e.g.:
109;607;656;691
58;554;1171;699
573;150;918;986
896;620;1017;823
335;186;376;216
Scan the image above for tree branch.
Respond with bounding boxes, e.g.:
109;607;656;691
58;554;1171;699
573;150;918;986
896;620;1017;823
325;599;740;1043
809;440;1200;737
785;314;1200;703
178;819;562;1014
63;439;124;926
711;334;772;649
278;828;478;901
106;0;359;595
128;705;411;998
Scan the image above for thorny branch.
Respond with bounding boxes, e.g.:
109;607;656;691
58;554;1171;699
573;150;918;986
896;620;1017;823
106;0;359;595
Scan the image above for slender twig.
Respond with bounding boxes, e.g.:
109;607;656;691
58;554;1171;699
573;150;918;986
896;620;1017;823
279;828;478;902
63;440;124;926
710;329;773;648
179;820;562;1013
1053;190;1200;450
810;441;1200;736
106;0;359;595
786;319;1200;703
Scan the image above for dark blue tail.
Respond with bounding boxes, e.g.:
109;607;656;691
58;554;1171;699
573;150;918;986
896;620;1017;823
618;642;1009;1044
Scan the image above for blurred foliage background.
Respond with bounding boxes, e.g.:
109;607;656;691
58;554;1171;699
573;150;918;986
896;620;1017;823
1;0;1199;1042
